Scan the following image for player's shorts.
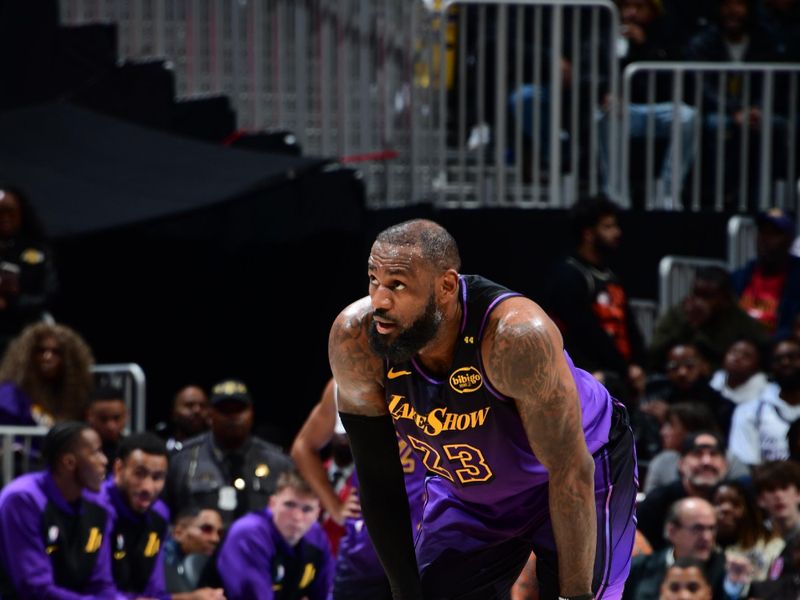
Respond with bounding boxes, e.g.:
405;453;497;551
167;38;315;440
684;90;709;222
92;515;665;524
417;401;638;600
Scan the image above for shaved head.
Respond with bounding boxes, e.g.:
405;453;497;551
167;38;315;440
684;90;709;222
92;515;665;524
375;219;461;272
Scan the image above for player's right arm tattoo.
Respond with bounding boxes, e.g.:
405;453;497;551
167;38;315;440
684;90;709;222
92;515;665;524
328;298;387;416
483;299;596;597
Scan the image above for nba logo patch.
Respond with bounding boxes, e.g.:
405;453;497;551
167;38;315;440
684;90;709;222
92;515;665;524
47;526;59;543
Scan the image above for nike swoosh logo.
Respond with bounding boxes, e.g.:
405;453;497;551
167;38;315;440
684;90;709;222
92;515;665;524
387;368;412;379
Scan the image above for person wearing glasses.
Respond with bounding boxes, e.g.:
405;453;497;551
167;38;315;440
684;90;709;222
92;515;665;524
638;432;730;551
163;506;225;597
624;497;726;600
217;470;333;600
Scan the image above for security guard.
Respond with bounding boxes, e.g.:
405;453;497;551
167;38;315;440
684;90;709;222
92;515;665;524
164;379;293;526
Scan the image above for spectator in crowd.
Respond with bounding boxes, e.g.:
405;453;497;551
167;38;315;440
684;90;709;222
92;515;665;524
748;534;800;599
596;0;696;207
163;506;224;595
0;321;94;426
0;421;115;598
713;481;784;582
638;431;730;550
733;210;800;338
501;4;596;179
753;460;800;571
0;184;58;354
659;557;714;600
685;0;786;206
156;385;211;454
650;266;770;371
710;338;770;406
728;337;800;466
624;497;726;600
644;343;735;438
645;402;729;493
86;385;128;473
545;196;646;391
217;470;334;600
101;432;171;600
164;379;293;526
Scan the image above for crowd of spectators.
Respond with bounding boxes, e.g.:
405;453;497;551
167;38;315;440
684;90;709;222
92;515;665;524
490;0;800;208
0;194;795;600
0;0;797;596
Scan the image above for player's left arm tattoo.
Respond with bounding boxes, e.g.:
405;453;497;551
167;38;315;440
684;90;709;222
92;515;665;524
482;298;596;597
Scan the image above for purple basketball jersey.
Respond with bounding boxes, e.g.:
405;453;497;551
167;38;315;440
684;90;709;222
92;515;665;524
381;275;634;599
384;275;612;505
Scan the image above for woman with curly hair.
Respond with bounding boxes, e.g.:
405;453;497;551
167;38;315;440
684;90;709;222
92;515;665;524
0;322;94;427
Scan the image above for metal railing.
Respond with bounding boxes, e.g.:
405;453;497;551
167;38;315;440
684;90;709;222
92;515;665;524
59;1;798;211
430;0;619;208
629;298;658;348
658;255;728;316
58;0;622;209
727;215;757;272
621;62;800;212
0;425;48;486
59;0;441;208
0;363;145;486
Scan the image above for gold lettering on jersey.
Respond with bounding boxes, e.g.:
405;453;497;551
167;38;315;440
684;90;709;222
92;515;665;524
299;563;317;589
85;528;102;553
143;532;161;557
449;367;483;394
388;395;490;436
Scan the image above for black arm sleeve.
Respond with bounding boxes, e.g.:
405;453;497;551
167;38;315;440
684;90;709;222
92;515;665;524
339;411;422;600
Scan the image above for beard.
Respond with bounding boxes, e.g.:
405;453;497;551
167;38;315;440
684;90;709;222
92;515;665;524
595;237;619;260
368;294;443;364
688;467;722;491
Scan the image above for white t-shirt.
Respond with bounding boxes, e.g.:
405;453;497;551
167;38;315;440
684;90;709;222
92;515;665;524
728;383;800;465
710;370;770;405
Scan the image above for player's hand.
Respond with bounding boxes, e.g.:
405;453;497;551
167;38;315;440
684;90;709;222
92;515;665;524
331;488;362;524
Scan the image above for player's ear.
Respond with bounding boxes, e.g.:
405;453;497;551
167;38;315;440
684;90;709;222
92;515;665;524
439;269;459;300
